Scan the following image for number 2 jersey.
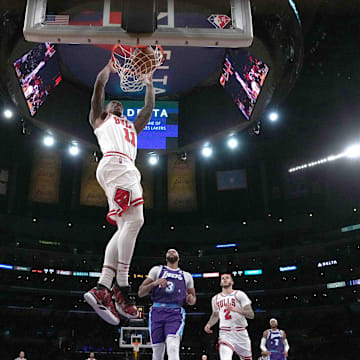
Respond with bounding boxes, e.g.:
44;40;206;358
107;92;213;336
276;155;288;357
94;113;137;162
211;290;252;330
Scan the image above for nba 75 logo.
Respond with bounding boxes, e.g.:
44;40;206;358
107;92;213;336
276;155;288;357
207;14;231;29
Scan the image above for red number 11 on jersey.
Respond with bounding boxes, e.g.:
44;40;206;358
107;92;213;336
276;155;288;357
123;128;136;147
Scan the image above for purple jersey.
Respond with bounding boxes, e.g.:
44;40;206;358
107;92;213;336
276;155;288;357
151;266;187;306
266;329;285;360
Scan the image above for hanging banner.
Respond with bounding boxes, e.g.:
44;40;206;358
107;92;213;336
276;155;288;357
0;169;9;195
29;149;60;204
216;169;247;191
168;153;197;212
80;154;107;207
136;154;154;210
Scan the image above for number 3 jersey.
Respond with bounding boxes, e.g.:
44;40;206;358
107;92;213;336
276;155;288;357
94;113;137;162
148;265;194;306
211;290;252;330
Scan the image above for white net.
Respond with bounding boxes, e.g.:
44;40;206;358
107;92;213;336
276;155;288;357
112;45;164;92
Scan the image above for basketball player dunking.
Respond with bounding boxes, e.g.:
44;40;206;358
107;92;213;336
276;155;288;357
260;319;290;359
84;58;155;325
138;249;196;360
204;274;255;360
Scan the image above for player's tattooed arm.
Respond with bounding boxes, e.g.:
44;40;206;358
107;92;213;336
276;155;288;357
134;76;155;134
89;60;115;129
241;304;255;319
225;303;255;319
204;312;219;333
137;277;167;297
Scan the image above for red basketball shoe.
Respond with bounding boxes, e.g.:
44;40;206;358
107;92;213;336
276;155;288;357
112;285;139;319
84;286;120;326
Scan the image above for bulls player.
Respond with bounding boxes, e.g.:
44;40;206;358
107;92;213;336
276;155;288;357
260;319;289;359
138;249;196;360
204;274;254;360
84;58;155;325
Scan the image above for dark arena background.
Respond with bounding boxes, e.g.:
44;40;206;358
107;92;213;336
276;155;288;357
0;0;360;359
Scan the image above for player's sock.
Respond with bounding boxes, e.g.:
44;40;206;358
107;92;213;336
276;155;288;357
219;344;234;360
98;229;120;289
115;206;144;287
166;336;180;360
152;343;165;360
98;266;115;290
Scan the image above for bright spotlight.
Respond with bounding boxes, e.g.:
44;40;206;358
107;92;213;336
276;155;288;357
345;144;360;158
148;154;159;165
43;135;54;147
269;112;278;122
202;145;212;157
4;109;13;119
227;137;238;149
69;143;80;156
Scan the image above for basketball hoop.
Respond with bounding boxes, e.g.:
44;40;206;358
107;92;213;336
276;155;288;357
132;340;141;360
112;44;164;92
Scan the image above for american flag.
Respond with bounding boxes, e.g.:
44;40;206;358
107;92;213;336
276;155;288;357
45;14;70;25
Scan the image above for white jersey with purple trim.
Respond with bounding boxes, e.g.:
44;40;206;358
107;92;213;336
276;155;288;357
94;113;137;162
211;290;252;330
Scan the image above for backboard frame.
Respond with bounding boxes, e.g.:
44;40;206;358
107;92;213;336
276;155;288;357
120;327;152;349
23;0;253;47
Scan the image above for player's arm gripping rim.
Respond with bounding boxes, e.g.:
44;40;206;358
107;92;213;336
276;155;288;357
225;303;255;319
204;311;220;334
133;76;155;134
89;60;114;130
260;330;271;356
137;276;168;298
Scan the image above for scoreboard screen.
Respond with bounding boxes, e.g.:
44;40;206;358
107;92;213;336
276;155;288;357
106;100;179;150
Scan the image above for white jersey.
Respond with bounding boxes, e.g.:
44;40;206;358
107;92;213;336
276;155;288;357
94;113;137;162
211;290;252;330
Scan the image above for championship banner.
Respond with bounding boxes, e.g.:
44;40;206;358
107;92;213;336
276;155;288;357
29;149;60;204
136;154;154;210
216;169;247;191
80;154;107;207
168;153;197;212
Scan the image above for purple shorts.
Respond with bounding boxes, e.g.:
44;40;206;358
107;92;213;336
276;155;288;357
149;306;186;344
270;353;285;360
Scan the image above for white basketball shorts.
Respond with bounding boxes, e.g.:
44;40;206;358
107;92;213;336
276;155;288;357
96;154;143;225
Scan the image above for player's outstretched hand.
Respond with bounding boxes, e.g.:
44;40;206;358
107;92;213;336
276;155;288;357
155;278;167;288
107;58;117;73
204;324;213;334
263;351;271;356
225;304;238;313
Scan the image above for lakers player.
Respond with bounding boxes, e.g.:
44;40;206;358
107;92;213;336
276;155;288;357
138;249;196;360
260;319;289;359
84;58;155;325
204;274;254;360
